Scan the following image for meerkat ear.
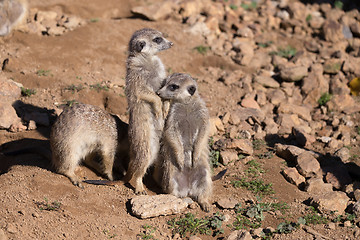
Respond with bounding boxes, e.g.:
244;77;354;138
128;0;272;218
188;85;196;96
135;40;146;52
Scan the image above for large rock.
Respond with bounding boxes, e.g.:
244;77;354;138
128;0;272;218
217;198;238;209
280;66;308;82
323;59;342;74
254;76;280;88
130;194;192;219
310;191;349;215
275;143;306;162
232;39;254;66
296;151;321;178
305;178;333;193
220;150;238;165
277;103;312;122
282;167;305;188
0;102;21;129
322;19;345;42
131;1;175;21
226;139;253;155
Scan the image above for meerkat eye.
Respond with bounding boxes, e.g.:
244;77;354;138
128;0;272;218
168;84;179;91
153;37;163;44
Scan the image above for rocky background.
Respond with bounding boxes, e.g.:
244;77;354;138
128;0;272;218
1;0;360;239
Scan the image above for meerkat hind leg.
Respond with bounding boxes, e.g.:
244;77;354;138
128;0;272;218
190;166;212;212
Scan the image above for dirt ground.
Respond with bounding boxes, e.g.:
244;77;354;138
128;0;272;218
0;0;360;239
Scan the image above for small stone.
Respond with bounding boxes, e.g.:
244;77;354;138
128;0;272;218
9;121;27;132
130;194;191;219
36;11;57;22
27;120;37;130
227;139;253;155
310;191;349;215
6;224;17;234
296;151;321;178
254;76;280;88
354;189;360;201
322;19;344;43
189;236;202;240
217;198;238;209
325;168;352;190
227;230;253;240
275;144;306;162
232;40;254;66
305;178;333;193
278;103;312;122
220;150;238;165
292;127;315;147
326;222;336;230
344;220;352;227
350;22;360;37
282;167;305;187
0;103;21;129
280;66;308;82
241;98;260;109
63;16;82;30
267;89;286;105
323;59;342;74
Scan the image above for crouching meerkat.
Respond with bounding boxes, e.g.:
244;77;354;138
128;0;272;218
51;103;129;188
154;73;213;212
0;0;28;36
123;28;173;194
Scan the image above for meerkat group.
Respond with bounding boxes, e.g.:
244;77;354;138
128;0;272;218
22;27;212;211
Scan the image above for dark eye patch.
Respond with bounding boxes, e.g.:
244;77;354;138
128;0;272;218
188;85;196;96
168;84;179;91
153;37;163;44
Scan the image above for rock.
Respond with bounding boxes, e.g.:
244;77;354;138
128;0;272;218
9;121;26;132
241;98;260;109
324;167;352;190
180;1;204;18
186;21;211;36
350;22;360;37
322;19;345;42
280;66;308;82
0;78;22;100
326;222;336;230
222;70;244;85
323;59;342;74
276;114;300;134
355;189;360;201
327;94;358;114
282;167;305;188
232;40;254;66
216;198;238;209
310;191;349;215
254;76;280;88
353;200;360;218
220;150;238;165
227;230;253;240
48;26;65;36
227;139;253;155
268;89;286;105
275;144;306;162
342;56;360;75
130;194;192;219
36;11;57;22
344;220;352;227
210;117;225;133
278;103;312;122
292;127;315;147
131;1;175;21
229;108;265;125
296;151;321;178
27;120;37;130
63;16;82;30
0;103;21;129
305;178;333;194
335;147;351;163
6;223;17;234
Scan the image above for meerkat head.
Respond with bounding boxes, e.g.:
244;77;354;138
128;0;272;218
157;73;198;103
128;28;173;55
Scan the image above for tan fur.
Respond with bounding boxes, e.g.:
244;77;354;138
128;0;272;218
50;103;129;188
154;73;212;211
0;0;28;36
123;28;173;194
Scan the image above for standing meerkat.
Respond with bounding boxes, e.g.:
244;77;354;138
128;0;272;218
154;73;212;212
51;103;129;188
123;28;173;194
0;0;28;36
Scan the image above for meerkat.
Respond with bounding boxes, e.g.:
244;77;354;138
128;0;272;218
50;103;129;188
123;28;173;194
153;73;212;212
0;0;28;36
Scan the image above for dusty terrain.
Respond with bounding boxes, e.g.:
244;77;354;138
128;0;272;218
1;0;360;239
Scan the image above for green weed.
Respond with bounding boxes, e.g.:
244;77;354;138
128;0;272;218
334;0;343;9
64;84;84;93
36;69;51;76
229;4;238;10
21;87;36;97
64;100;78;107
232;178;274;195
241;1;257;10
90;18;100;22
194;45;210;55
137;224;157;240
276;221;299;234
90;83;109;92
305;14;312;22
35;197;61;211
318;92;332;106
257;41;273;48
168;212;225;238
209;137;221;168
302;207;328;225
252;139;266;150
102;229;117;239
356;126;360;135
270;46;297;59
